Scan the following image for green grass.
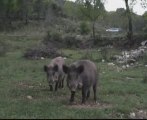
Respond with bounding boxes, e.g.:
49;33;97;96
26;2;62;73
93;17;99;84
0;32;147;119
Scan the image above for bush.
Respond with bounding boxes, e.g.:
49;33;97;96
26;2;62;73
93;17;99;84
24;45;63;60
45;30;62;42
100;47;109;61
80;21;90;35
63;34;84;48
63;34;80;48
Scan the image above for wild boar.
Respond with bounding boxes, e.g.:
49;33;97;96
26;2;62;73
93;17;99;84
44;57;66;91
63;60;98;104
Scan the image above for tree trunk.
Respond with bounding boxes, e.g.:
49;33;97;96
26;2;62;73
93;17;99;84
125;0;134;47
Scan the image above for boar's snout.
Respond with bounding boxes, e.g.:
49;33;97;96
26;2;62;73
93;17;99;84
68;83;78;92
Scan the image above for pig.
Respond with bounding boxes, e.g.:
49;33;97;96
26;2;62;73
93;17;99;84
44;57;66;91
63;60;98;104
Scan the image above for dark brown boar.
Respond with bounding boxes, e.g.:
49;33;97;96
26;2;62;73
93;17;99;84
63;60;98;104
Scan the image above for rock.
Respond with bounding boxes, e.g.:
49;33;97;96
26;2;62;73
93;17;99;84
141;40;147;46
127;59;136;64
27;95;33;100
126;64;130;68
63;57;67;60
122;65;126;69
41;57;44;60
108;62;115;66
136;110;147;119
130;112;136;118
102;59;105;62
97;49;101;52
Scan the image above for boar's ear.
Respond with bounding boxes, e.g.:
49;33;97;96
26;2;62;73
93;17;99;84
53;64;58;72
44;65;48;72
77;65;84;74
63;65;69;74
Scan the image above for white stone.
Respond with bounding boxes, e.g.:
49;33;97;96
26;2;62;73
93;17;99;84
108;63;115;66
122;65;126;69
126;64;130;68
130;112;136;118
63;57;67;60
141;40;147;46
27;95;33;100
41;57;44;60
102;59;105;62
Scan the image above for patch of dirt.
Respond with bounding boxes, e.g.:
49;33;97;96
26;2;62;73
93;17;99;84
67;101;113;109
17;81;43;89
17;82;35;88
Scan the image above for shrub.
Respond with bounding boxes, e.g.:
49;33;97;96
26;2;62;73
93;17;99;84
63;34;84;48
100;47;109;61
63;34;76;48
80;21;90;35
45;30;62;42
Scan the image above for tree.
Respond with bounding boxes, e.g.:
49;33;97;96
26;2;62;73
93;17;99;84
124;0;147;47
33;0;44;19
0;0;21;27
19;0;34;24
76;0;105;43
124;0;133;46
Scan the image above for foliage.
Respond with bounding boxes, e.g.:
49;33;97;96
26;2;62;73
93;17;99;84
76;0;106;42
100;47;109;61
76;0;106;21
1;27;147;118
80;21;90;34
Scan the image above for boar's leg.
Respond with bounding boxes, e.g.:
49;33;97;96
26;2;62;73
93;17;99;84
86;90;90;100
58;80;62;88
82;87;87;104
49;85;53;91
58;76;63;88
70;91;75;103
93;84;97;102
61;77;64;88
55;81;59;91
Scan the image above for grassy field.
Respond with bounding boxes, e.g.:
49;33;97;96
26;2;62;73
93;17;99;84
0;31;147;119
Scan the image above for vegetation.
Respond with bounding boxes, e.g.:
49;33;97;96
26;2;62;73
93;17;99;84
76;0;106;43
0;32;147;119
0;0;147;119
